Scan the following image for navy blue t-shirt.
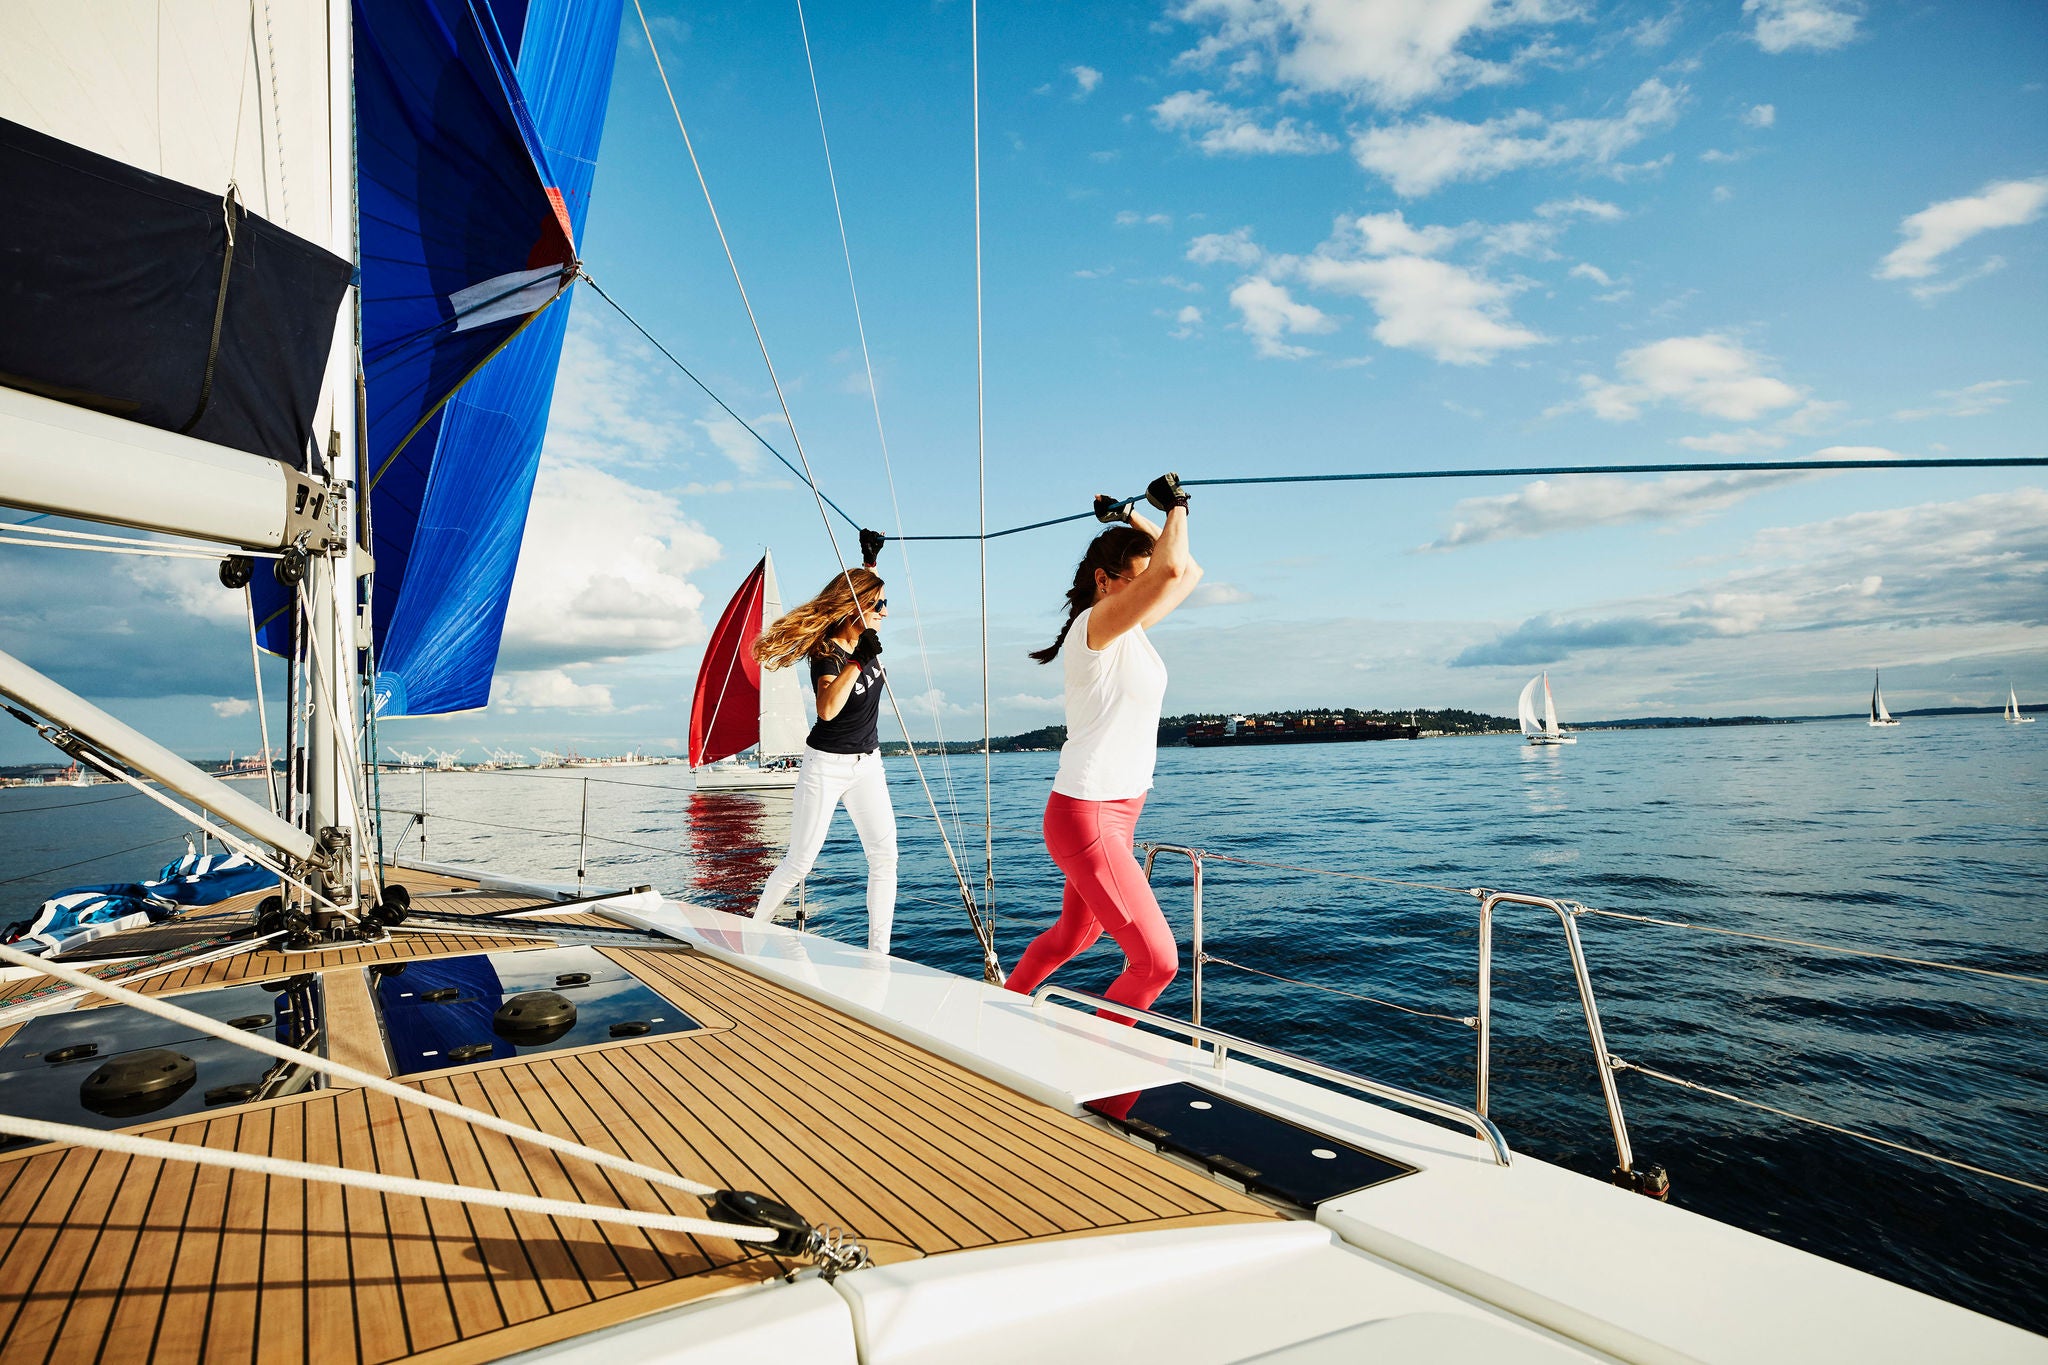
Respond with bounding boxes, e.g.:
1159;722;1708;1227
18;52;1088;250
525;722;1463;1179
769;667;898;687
807;646;885;754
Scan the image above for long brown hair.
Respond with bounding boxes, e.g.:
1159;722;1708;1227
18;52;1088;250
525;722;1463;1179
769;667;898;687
754;567;884;669
1028;526;1155;664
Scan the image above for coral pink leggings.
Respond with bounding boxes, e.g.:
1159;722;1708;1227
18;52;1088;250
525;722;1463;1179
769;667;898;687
1005;792;1178;1024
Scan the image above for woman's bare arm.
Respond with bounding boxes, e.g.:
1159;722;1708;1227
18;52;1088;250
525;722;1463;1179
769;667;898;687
813;653;862;720
1086;505;1201;648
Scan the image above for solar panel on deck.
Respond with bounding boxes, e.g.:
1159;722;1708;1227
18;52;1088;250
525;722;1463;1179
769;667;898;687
1085;1082;1416;1207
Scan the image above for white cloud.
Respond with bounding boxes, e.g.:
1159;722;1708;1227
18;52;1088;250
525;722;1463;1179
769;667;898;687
1186;581;1254;607
499;460;721;670
1535;195;1624;221
1712;185;1734;203
998;692;1064;713
1892;379;2027;421
490;669;615;712
1115;210;1174;227
1169;0;1578;110
1876;179;2048;298
695;408;784;475
210;697;253;718
1170;305;1205;339
1069;64;1103;97
1744;0;1860;54
1676;429;1788;454
1291;248;1542;365
1453;487;2048;666
1628;10;1681;49
1567;334;1804;422
1426;470;1808;550
1229;277;1337;359
1742;103;1777;129
1348;209;1462;256
1569;262;1613;286
1352;78;1683;196
1187;227;1264;266
1152;90;1339;155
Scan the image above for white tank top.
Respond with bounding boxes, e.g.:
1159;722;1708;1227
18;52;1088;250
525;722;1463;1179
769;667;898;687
1052;607;1168;801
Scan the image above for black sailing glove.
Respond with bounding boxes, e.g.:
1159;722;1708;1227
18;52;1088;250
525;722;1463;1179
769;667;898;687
1146;471;1191;512
859;528;885;566
852;628;883;666
1094;494;1134;524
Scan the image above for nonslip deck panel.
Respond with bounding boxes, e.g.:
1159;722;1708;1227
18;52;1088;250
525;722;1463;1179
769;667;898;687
0;937;1278;1365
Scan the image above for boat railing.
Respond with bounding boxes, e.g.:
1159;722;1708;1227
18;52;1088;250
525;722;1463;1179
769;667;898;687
1029;983;1513;1168
1139;842;1656;1190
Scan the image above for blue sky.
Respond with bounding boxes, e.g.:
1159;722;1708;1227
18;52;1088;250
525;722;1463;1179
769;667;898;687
3;0;2045;762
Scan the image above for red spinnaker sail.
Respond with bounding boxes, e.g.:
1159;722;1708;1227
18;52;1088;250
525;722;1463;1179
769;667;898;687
689;557;769;768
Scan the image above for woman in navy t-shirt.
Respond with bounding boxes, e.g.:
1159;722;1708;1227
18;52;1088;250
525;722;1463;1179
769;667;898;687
750;565;897;951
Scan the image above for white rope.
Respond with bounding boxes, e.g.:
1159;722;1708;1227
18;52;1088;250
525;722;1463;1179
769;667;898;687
970;0;995;943
0;940;725;1203
0;1113;776;1242
633;0;1000;976
791;0;970;851
0;536;253;563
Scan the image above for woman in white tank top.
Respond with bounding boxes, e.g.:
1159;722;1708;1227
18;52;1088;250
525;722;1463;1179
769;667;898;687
1005;475;1203;1022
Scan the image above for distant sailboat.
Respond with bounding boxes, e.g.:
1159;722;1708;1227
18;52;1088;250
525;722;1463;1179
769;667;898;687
1868;671;1900;727
1518;672;1577;746
2006;687;2035;724
689;551;808;789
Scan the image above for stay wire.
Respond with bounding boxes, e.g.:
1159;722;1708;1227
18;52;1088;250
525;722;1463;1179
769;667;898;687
791;0;970;852
576;271;864;533
632;0;999;978
894;455;2048;543
970;0;995;951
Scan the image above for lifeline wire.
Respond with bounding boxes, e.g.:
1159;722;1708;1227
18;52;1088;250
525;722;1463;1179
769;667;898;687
894;454;2048;543
970;0;995;945
633;0;1000;978
792;0;971;851
1610;1056;2048;1196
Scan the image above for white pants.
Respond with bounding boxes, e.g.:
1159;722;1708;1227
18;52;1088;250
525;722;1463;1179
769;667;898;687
754;746;897;953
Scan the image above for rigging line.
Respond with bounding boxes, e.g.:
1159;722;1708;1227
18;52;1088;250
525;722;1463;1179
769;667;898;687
245;586;280;817
0;938;745;1208
791;0;969;848
1610;1056;2048;1197
1200;952;1478;1028
632;0;999;979
0;930;286;1027
0;834;188;887
0;537;271;563
894;454;2048;542
971;0;995;949
0;520;274;555
1569;904;2048;987
577;274;865;534
0;1114;781;1244
0;789;146;816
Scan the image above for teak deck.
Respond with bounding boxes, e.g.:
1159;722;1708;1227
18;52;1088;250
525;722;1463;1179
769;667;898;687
0;900;1279;1364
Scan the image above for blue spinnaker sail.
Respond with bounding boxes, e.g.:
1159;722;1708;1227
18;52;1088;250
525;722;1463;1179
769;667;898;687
372;0;623;716
258;0;622;720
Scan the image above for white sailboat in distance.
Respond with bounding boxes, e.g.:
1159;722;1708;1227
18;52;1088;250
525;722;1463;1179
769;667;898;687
2006;686;2036;724
1869;671;1901;727
1518;672;1578;745
689;550;807;789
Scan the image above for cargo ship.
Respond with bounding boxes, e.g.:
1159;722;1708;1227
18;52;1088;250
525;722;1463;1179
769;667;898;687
1185;714;1421;746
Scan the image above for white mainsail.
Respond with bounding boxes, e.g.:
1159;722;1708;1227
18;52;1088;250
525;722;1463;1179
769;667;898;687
1518;675;1544;737
757;550;808;759
0;1;337;251
2008;687;2035;724
1870;671;1897;725
1542;673;1562;738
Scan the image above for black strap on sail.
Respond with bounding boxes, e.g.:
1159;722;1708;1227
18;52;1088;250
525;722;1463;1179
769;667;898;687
178;183;242;435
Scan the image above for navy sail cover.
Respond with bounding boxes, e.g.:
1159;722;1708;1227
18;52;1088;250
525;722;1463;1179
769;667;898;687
0;115;351;467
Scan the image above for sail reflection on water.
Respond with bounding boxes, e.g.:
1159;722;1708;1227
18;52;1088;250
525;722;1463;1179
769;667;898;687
685;790;790;912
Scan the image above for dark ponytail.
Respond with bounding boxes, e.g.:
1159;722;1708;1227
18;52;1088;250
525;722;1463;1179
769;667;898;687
1029;525;1156;664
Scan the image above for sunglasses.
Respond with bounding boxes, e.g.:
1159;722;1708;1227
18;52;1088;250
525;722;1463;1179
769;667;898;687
870;597;888;610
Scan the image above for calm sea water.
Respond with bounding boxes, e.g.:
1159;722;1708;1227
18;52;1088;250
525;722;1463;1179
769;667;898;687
4;715;2044;1331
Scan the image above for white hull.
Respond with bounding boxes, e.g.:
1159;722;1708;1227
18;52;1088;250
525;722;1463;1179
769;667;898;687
1527;734;1578;745
694;761;801;790
1868;719;1900;727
